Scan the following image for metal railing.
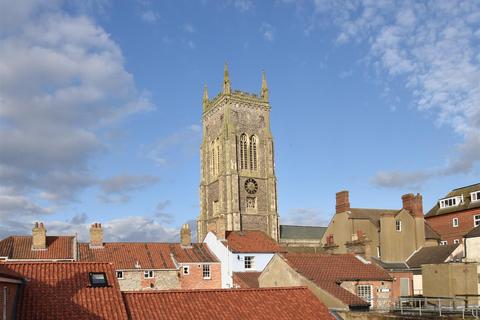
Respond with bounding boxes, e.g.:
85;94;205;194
371;296;480;319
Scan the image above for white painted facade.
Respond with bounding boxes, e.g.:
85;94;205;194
465;236;480;262
203;231;275;288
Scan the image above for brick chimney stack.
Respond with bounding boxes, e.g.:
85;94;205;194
32;222;46;250
180;223;191;247
402;193;424;217
336;190;350;214
89;223;104;248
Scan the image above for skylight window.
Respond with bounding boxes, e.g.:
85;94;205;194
89;272;108;287
439;196;463;209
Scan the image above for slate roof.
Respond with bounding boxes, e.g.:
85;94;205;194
123;287;334;320
224;231;283;253
425;183;480;218
406;244;461;268
0;236;75;260
349;208;399;227
79;242;217;269
279;225;327;240
283;253;392;307
232;272;261;288
465;225;480;238
370;257;408;271
3;262;128;319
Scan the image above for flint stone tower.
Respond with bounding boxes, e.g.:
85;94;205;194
197;64;279;241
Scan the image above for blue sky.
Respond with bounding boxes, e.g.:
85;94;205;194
1;0;479;241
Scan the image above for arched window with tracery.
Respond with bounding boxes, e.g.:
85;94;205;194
215;138;220;175
250;135;257;171
211;141;216;176
240;134;248;170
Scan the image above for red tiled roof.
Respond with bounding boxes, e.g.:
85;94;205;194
233;272;261;288
0;236;74;260
283;253;392;307
0;264;23;281
79;242;218;269
168;243;218;263
225;231;282;253
79;242;176;269
123;287;334;320
3;262;128;319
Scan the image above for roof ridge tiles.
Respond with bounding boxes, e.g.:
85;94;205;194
122;286;310;295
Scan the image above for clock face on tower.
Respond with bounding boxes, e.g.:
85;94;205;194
244;178;258;194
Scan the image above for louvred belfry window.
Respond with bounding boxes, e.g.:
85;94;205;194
240;134;248;169
250;135;257;171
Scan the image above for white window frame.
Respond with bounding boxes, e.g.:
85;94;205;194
182;266;190;275
471;191;480;203
439;196;463;209
356;284;373;304
474;215;480;227
116;271;124;279
395;220;402;232
452;218;459;228
244;256;255;270
453;239;460;244
144;270;154;279
202;264;211;279
440;240;447;245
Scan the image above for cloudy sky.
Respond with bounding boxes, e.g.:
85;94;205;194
1;0;479;242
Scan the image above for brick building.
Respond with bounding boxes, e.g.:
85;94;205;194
79;223;221;291
260;253;393;310
425;183;480;245
0;265;23;320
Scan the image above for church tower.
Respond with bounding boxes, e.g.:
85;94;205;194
197;65;279;241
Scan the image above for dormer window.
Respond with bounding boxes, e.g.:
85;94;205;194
439;196;463;209
471;191;480;203
89;272;108;287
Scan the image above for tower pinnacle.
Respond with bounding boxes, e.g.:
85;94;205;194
202;85;209;110
261;70;269;101
222;62;231;95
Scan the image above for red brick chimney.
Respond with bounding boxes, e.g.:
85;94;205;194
89;223;104;248
402;193;423;217
336;190;350;213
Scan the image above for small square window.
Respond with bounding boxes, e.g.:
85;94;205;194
474;215;480;227
440;240;447;245
453;239;460;244
144;270;154;279
244;256;255;270
183;266;190;275
452;218;459;227
116;271;124;279
395;220;402;232
202;264;211;279
89;272;108;287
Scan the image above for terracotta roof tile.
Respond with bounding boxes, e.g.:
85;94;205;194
225;231;282;253
3;262;128;319
123;287;334;320
233;272;261;288
168;243;218;263
283;253;392;307
79;242;218;269
79;242;176;269
0;236;74;260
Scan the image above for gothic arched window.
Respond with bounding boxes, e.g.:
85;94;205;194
240;134;248;170
215;138;220;175
250;135;257;171
211;141;216;176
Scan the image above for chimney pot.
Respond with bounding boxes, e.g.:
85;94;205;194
180;223;192;246
336;190;350;214
89;222;104;248
32;221;47;250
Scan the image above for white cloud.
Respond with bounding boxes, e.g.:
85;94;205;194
282;208;330;226
260;22;275;42
140;10;160;23
98;175;160;203
0;2;152;218
303;0;480;187
234;0;253;12
182;23;195;33
144;124;201;166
